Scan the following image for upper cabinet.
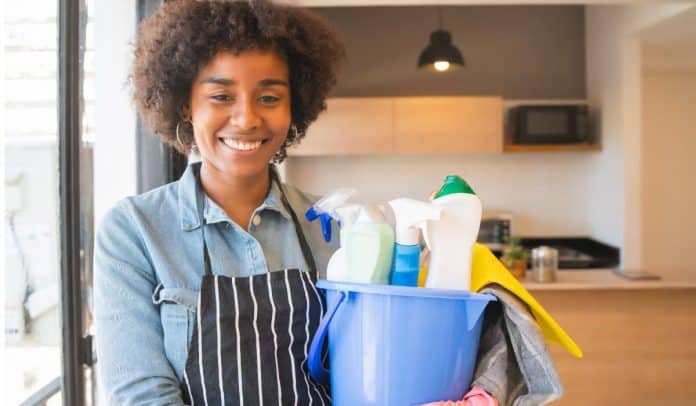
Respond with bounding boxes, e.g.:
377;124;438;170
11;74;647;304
289;98;393;156
393;97;502;154
289;96;503;156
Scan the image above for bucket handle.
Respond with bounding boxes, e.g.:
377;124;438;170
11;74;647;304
308;290;347;385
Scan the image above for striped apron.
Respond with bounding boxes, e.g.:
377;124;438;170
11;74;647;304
181;171;332;405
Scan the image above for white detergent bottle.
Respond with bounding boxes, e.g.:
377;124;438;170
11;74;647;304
423;175;482;291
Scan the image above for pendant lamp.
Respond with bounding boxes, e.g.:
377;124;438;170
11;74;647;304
417;8;465;72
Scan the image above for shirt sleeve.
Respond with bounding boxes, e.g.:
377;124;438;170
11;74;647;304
94;201;185;405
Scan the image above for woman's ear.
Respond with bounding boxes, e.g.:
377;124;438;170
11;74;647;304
180;104;192;122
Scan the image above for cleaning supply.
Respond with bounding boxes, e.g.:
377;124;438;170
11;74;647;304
423;175;482;291
325;204;363;282
345;204;395;284
308;280;496;405
470;243;582;358
305;188;356;243
388;198;441;286
418;247;430;287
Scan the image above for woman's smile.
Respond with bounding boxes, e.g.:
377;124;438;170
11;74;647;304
218;136;270;153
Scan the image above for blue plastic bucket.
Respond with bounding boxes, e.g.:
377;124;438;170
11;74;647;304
308;280;495;405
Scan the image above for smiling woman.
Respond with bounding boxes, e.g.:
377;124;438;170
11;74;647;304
94;1;346;404
132;0;345;162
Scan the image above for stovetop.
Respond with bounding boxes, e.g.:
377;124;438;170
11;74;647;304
555;246;595;268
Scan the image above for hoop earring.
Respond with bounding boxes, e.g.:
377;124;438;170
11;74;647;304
176;122;185;149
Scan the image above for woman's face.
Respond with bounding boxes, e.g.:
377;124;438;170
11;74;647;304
189;48;291;179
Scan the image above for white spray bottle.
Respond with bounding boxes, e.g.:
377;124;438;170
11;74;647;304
423;175;482;291
325;204;362;282
388;198;441;286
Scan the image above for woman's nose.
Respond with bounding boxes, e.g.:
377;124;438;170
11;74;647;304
231;97;262;131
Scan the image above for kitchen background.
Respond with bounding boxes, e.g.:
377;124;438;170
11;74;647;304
279;4;696;272
4;0;696;404
287;6;590;240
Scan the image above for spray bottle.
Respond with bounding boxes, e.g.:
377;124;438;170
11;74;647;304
324;204;362;282
345;204;395;284
388;198;441;286
305;188;356;243
423;175;482;291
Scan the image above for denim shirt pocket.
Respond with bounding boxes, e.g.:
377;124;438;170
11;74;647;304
152;283;199;382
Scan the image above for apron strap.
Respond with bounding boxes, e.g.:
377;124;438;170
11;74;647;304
270;165;318;275
198;165;317;276
202;233;213;276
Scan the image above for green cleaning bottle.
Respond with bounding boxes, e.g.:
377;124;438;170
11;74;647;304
345;204;395;284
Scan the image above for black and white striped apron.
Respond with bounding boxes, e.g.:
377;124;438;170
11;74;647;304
181;170;332;405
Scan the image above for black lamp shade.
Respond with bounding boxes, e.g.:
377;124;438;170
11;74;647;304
418;30;465;72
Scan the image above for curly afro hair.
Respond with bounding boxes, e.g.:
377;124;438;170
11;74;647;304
131;0;345;162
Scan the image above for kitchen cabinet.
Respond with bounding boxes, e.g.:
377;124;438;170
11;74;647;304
290;97;393;156
393;96;502;154
289;96;503;156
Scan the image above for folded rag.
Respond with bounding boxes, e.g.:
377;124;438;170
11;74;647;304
472;285;563;406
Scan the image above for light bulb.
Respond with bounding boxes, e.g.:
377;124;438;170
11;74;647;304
433;61;450;72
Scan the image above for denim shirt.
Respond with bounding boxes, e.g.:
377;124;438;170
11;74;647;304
94;163;338;405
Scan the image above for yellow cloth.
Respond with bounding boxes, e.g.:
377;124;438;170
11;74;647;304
418;243;583;358
470;243;583;358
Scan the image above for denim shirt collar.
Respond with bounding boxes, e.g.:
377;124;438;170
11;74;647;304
178;162;291;231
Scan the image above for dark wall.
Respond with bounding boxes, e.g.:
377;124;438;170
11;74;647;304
311;6;586;99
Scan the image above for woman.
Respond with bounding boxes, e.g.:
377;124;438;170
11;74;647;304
94;1;345;404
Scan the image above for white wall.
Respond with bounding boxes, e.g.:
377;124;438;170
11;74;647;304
94;0;138;228
584;3;692;268
642;72;696;272
286;153;596;237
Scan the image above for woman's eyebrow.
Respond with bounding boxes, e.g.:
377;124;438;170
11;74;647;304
259;79;289;88
200;77;234;86
199;77;289;88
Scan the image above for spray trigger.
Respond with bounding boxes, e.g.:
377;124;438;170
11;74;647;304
320;213;333;242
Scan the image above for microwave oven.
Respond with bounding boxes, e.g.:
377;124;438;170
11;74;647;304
477;212;513;252
512;104;590;144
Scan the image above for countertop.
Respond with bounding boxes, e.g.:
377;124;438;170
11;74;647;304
520;268;696;291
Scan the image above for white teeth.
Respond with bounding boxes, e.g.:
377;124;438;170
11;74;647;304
222;138;263;151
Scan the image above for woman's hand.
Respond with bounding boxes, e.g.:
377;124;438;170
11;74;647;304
421;386;498;406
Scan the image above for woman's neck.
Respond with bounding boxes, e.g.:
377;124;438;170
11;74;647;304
199;164;271;230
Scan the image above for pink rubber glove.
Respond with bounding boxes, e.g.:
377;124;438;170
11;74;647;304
421;386;498;406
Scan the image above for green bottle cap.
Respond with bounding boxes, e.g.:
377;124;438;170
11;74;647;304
434;175;476;199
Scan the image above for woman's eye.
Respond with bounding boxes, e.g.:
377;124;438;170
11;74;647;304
211;95;231;102
259;95;280;104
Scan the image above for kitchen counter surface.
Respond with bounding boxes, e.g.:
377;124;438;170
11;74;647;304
520;268;696;291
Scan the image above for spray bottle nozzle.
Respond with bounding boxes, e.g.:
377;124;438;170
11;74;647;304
305;188;356;243
305;207;336;243
388;198;441;246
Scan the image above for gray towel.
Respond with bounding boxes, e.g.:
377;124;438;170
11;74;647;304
472;285;563;406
